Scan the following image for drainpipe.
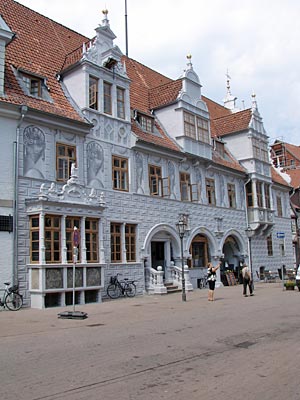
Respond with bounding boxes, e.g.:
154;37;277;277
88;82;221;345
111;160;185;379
13;105;28;284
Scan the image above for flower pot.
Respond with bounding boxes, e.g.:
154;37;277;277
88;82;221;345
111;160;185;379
285;285;295;291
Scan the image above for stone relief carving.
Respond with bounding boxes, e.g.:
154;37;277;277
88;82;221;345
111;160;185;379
23;125;45;178
195;166;204;203
87;142;104;188
168;161;176;199
38;162;106;207
135;152;144;194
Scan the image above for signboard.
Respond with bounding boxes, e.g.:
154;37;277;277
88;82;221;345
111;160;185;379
276;232;285;239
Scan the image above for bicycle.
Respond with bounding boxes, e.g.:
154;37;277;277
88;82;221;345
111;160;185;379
0;282;23;311
107;274;136;299
199;275;208;289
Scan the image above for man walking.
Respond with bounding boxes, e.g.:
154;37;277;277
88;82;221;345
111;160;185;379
242;263;253;297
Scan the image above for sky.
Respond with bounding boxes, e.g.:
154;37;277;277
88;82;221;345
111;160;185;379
16;0;300;146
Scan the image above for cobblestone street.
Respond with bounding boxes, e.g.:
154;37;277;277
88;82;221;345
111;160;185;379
1;282;299;400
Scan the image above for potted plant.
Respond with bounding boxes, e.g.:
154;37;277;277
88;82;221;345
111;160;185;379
284;280;296;291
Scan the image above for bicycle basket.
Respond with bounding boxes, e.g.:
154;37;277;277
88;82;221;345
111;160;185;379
110;276;117;284
8;285;19;293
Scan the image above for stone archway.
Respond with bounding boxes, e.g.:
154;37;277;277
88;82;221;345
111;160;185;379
220;230;245;285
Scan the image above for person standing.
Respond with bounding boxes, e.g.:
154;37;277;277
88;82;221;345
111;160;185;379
242;263;253;297
207;260;221;301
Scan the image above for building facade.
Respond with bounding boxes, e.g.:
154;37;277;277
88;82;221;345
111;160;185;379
0;1;294;308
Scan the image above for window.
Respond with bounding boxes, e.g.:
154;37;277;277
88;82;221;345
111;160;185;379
180;172;199;202
264;184;271;209
196;117;210;143
21;73;42;97
180;172;191;201
45;215;61;263
184;112;196;139
246;181;253;207
256;181;263;207
125;224;136;262
117;87;125;119
29;215;99;264
111;223;122;262
267;235;273;256
56;143;76;182
189;234;210;268
148;165;170;197
66;217;81;263
85;218;99;262
103;81;112;115
136;113;154;133
280;242;285;257
206;178;216;206
112;156;129;191
30;216;39;263
277;196;283;217
89;76;98;110
227;183;236;208
215;140;225;157
252;138;269;162
183;112;210;143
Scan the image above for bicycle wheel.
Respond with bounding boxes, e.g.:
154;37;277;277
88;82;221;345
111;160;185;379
125;282;136;297
5;292;23;311
107;284;121;299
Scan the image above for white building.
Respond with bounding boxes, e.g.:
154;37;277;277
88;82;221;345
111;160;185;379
0;1;293;308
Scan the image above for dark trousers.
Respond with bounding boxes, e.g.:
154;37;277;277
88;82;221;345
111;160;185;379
243;278;253;295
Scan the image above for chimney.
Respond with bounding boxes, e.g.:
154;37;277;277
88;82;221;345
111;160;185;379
0;16;14;96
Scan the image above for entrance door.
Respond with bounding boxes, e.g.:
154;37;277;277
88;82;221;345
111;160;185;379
151;241;165;271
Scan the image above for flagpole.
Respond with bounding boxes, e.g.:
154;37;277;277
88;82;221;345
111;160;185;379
125;0;128;56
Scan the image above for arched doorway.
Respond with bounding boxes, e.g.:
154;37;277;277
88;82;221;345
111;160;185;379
189;234;210;269
221;235;242;285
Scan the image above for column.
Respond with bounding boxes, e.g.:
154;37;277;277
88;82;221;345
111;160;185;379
39;212;45;264
252;179;258;208
81;216;87;264
61;216;67;264
99;218;105;264
122;223;127;263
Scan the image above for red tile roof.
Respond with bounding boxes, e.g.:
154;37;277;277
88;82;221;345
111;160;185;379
271;167;292;188
210;109;252;138
0;0;89;123
284;168;300;188
284;142;300;162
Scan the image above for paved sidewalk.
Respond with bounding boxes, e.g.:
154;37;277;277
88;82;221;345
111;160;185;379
1;281;299;400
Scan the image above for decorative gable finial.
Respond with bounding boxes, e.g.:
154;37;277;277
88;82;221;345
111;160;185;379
102;8;109;26
186;53;193;70
251;92;258;111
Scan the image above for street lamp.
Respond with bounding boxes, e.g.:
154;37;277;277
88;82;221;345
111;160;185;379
176;214;188;302
245;226;253;280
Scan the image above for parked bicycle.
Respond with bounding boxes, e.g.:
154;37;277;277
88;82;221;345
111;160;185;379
0;282;23;311
107;274;136;299
199;275;208;289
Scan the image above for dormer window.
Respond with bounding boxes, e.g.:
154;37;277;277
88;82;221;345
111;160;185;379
215;140;225;157
183;112;210;144
136;112;154;133
21;73;42;97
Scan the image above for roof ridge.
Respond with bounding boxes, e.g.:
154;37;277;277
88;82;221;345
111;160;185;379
212;107;252;121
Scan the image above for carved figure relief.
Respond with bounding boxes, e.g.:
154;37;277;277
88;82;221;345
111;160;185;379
87;142;104;188
23;125;45;178
135;152;144;194
168;161;176;199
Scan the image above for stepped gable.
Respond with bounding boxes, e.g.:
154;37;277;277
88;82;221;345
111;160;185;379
211;108;252;138
0;0;89;122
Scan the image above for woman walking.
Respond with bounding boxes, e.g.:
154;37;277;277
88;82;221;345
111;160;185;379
207;260;221;301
